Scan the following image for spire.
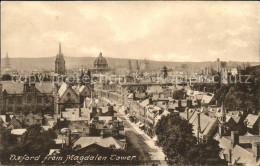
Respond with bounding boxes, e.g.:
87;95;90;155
59;42;62;55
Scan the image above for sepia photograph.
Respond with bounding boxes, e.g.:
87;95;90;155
0;1;259;165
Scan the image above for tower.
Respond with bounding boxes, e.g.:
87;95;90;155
3;52;11;70
136;60;139;73
55;43;66;74
128;60;132;74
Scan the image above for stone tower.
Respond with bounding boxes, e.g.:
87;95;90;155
55;43;66;74
4;52;11;70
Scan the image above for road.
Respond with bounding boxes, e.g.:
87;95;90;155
117;113;167;165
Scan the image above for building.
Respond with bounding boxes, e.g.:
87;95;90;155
1;81;55;115
55;43;66;74
180;109;218;143
54;83;92;117
90;52;110;74
214;131;260;165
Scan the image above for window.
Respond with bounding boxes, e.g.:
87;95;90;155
27;95;32;103
17;97;22;104
37;97;42;103
8;98;13;104
45;97;50;103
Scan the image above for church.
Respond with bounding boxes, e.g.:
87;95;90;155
55;43;66;74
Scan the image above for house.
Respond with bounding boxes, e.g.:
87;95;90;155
214;131;260;165
89;116;124;137
180;109;218;142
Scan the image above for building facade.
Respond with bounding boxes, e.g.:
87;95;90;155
1;81;54;115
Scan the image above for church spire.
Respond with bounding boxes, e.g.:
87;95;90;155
59;42;62;55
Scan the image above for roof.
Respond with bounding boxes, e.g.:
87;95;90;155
244;114;259;128
140;99;150;107
201;93;214;104
1;81;54;94
2;81;24;94
90;116;122;123
181;110;217;137
73;137;122;150
58;83;68;97
62;108;91;121
11;129;27;135
214;134;260;165
94;52;108;66
42;126;52;131
35;82;54;93
48;149;60;156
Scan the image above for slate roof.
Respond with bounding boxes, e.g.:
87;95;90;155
214;134;260;165
11;129;27;135
73;136;122;150
62;108;91;121
1;81;54;94
2;81;24;94
244;114;259;128
181;110;217;137
58;83;68;97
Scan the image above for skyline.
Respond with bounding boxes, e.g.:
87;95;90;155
1;1;260;62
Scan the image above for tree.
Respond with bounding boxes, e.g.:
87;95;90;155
155;114;225;165
0;125;57;165
172;90;186;100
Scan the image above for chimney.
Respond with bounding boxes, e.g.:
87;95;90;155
252;142;260;160
231;131;239;148
186;108;189;120
79;108;82;117
65;131;71;147
229;149;232;164
149;96;153;105
178;99;181;108
100;129;104;139
258;118;260;136
218;123;224;138
197;112;201;143
187;99;192;108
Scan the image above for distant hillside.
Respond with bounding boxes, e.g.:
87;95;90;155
1;56;259;72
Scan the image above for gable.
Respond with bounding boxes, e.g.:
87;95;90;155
60;88;79;103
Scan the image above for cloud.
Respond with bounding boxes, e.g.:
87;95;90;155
1;1;259;62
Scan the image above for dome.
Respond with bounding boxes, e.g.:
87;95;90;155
94;52;108;68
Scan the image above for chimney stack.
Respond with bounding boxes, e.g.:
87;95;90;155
231;131;239;148
100;129;104;139
197;112;201;143
186;107;189;120
79;108;82;117
258;118;260;136
218;123;224;138
252;142;260;160
229;149;232;164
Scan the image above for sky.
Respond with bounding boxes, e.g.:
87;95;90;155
1;1;260;62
